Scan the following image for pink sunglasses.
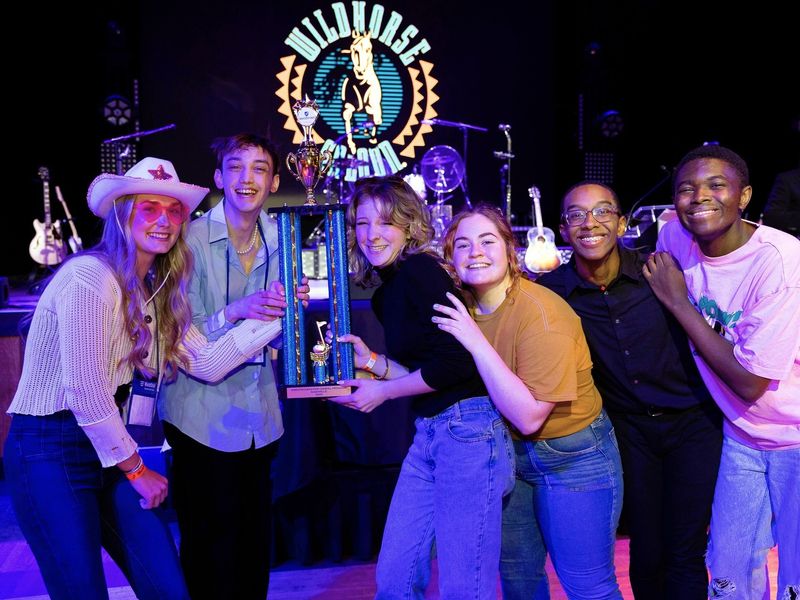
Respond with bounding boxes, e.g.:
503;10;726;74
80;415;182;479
134;200;188;225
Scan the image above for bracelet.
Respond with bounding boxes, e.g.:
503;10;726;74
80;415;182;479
375;355;391;380
363;351;378;372
123;456;143;474
126;464;148;481
124;458;147;481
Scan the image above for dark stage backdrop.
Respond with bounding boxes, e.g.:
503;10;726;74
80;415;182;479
6;1;798;279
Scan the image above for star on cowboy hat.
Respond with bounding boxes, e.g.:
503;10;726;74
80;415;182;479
87;157;209;218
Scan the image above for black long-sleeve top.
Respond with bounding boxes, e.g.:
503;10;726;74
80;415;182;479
372;252;487;417
537;247;715;414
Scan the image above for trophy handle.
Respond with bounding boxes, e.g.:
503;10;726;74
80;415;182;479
319;149;334;179
286;152;299;180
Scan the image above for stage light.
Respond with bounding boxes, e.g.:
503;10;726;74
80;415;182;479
103;95;132;127
597;110;624;139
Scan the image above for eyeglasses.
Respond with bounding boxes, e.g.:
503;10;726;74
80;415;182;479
134;200;188;226
562;206;619;227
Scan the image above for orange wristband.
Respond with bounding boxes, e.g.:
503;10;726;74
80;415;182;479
125;462;147;481
363;351;378;372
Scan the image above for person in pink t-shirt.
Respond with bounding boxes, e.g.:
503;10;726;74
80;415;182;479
644;144;800;600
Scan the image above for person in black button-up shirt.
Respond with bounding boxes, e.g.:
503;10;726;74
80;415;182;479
537;182;722;600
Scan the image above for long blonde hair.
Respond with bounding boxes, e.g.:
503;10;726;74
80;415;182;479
346;176;436;286
90;195;194;380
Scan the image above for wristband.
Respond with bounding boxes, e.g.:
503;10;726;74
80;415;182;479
126;464;147;481
123;456;143;474
363;351;378;372
124;458;147;481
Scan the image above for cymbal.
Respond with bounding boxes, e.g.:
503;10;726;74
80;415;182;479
421;145;465;193
333;157;369;168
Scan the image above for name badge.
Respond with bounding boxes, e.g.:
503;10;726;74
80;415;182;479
121;371;158;427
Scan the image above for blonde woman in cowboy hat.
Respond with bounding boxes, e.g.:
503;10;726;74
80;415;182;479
4;157;287;600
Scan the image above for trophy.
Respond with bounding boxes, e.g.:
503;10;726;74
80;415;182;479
285;97;334;205
271;96;354;398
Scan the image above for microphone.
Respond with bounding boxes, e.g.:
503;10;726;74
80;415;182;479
360;120;374;133
498;123;511;131
421;118;438;125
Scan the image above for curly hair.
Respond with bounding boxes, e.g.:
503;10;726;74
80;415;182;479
674;144;749;189
346;175;435;286
442;204;524;300
90;195;194;381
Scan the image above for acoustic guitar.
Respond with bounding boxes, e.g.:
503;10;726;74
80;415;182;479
29;167;67;266
524;186;561;273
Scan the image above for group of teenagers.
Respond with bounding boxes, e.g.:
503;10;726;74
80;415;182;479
5;133;798;600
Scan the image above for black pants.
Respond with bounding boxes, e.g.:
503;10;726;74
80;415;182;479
609;404;722;600
164;422;277;600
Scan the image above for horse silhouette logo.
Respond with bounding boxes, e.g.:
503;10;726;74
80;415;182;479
341;31;383;154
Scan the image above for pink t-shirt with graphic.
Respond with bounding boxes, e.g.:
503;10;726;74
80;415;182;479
658;220;800;449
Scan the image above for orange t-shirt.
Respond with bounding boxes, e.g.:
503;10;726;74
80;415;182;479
473;278;602;440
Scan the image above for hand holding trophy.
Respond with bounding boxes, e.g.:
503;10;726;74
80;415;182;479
270;96;353;398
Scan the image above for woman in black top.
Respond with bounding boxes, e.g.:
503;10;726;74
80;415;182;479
330;176;513;599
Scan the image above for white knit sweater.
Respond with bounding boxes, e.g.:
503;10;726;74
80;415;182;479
9;255;281;467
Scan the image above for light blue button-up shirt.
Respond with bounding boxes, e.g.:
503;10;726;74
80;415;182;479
159;202;284;451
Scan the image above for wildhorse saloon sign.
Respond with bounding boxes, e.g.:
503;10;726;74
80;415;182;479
276;2;440;181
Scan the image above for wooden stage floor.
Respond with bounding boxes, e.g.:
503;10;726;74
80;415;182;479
0;531;781;599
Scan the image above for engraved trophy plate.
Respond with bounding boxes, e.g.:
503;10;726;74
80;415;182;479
272;96;353;398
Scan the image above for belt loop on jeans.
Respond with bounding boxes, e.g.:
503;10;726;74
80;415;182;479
452;400;462;420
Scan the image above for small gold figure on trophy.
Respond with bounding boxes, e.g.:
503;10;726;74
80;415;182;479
286;96;333;205
310;320;332;384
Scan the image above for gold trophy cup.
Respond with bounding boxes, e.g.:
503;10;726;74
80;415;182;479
286;97;333;205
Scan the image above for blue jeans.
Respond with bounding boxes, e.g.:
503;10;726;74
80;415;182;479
500;410;624;600
375;396;514;599
707;435;800;600
3;412;189;600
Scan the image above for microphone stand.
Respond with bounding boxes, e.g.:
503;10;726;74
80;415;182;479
103;123;177;175
625;165;672;221
493;125;514;221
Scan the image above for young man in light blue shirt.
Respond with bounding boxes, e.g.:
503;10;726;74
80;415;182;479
160;133;301;599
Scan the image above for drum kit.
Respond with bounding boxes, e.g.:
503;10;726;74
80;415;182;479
321;116;512;238
316;116;563;271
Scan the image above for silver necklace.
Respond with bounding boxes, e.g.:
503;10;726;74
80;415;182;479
235;227;258;255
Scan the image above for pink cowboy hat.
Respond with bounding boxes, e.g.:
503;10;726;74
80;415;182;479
87;157;209;218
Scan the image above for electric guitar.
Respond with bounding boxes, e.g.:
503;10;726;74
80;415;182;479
55;185;83;253
524;186;561;273
29;167;67;266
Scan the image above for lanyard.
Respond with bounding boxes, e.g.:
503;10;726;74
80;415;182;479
225;218;268;366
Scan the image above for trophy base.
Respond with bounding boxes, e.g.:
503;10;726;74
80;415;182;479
284;384;353;399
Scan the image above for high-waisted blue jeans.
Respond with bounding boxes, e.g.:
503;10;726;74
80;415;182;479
375;396;514;599
500;410;624;600
4;411;188;600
